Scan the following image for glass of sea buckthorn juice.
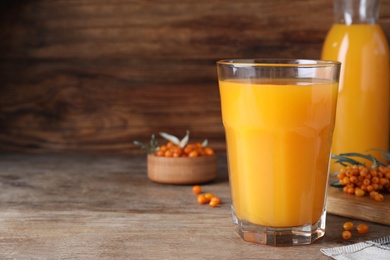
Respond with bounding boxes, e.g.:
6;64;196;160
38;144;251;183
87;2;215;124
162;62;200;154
217;59;340;246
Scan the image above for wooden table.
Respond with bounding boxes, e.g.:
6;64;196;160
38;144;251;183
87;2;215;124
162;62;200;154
0;153;389;259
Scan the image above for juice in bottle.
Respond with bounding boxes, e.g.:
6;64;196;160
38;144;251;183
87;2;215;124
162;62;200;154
219;79;338;227
322;2;390;173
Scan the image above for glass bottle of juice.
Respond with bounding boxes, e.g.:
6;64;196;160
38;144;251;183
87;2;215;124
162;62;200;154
322;0;390;173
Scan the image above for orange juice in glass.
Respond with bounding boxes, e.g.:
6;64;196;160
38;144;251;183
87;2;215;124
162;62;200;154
217;59;340;246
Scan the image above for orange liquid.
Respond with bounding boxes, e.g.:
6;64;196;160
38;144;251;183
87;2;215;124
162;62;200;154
322;24;390;172
219;79;338;227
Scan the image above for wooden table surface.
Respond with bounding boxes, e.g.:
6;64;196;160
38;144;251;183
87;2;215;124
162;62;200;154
0;153;389;260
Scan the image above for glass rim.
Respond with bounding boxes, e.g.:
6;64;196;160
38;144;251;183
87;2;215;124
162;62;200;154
216;59;341;67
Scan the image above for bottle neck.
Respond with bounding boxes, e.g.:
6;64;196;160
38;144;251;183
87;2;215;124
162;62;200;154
333;0;380;25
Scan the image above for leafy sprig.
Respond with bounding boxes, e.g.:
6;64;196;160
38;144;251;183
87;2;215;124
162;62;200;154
160;130;190;148
133;134;159;154
133;130;209;154
330;150;389;188
331;152;387;169
159;130;208;148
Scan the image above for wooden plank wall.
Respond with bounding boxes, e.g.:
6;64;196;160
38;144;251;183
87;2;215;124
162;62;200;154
1;0;390;154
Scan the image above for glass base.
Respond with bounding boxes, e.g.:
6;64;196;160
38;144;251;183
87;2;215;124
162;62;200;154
231;206;326;246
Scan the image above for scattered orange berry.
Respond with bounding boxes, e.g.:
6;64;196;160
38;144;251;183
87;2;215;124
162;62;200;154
210;196;221;204
357;223;369;234
209;200;219;208
193;186;221;208
204;193;214;202
197;194;208;205
209;196;221;207
343;222;354;231
192;185;202;195
342;230;352;240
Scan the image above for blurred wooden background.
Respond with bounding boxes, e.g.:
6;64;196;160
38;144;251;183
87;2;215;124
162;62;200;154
1;0;390;154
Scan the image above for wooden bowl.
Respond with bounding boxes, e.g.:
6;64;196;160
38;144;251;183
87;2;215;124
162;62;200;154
147;154;217;184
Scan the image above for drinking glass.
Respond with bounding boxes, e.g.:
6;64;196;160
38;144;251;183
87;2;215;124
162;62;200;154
217;59;340;246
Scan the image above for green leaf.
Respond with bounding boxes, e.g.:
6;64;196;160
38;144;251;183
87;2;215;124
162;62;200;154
367;148;390;162
330;181;344;189
133;134;159;154
159;132;180;145
133;140;148;150
331;152;387;168
331;154;363;166
150;134;158;148
179;130;190;148
331;170;340;177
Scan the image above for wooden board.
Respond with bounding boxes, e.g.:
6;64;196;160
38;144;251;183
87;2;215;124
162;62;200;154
327;186;390;226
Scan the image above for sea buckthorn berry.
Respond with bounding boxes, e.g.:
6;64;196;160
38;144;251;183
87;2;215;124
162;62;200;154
355;188;365;197
204;193;214;202
192;185;202;195
156;150;165;156
374;193;384;202
197;194;208;205
342;230;352;240
379;178;389;186
357;223;369;234
371;177;379;184
360;168;368;177
209;196;221;207
164;150;173;157
363;178;371;186
210;196;221;204
172;147;182;156
347;186;355;194
209;200;218;207
338;172;345;180
197;149;206;156
204;147;215;156
343;222;354;231
184;145;193;154
370;191;379;199
379;165;387;173
343;176;350;185
188;150;199;158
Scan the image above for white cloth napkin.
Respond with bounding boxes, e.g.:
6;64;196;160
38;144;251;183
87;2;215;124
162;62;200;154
320;236;390;260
